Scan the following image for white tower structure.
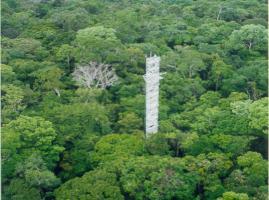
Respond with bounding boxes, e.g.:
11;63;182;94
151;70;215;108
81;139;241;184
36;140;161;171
144;55;162;137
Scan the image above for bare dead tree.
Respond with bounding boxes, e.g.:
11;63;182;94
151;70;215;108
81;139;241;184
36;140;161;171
217;6;223;21
72;62;118;89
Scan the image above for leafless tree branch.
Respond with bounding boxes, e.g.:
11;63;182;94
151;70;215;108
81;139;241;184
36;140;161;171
72;62;118;89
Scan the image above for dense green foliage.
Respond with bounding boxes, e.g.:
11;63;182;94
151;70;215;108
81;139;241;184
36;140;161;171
1;0;268;199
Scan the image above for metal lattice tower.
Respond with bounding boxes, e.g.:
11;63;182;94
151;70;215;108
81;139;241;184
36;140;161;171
143;55;163;137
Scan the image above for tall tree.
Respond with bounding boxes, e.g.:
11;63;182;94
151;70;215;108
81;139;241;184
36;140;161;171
2;116;64;179
74;26;122;62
